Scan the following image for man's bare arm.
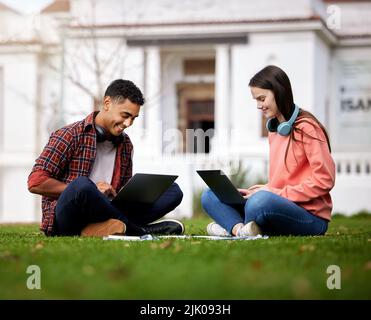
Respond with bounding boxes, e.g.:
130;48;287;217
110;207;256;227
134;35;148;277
28;177;67;199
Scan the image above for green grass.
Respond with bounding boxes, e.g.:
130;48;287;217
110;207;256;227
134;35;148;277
0;214;370;299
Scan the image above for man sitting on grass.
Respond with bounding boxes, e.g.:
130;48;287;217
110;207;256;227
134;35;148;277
28;79;184;237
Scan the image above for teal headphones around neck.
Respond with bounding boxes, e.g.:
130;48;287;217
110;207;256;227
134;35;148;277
266;104;300;136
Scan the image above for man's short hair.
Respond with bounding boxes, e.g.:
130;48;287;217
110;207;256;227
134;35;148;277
104;79;145;106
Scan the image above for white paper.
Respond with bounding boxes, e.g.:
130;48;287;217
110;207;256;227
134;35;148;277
103;234;268;241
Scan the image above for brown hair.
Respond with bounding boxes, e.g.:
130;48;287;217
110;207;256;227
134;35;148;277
249;65;331;170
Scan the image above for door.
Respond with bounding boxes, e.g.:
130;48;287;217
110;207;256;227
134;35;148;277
177;83;215;153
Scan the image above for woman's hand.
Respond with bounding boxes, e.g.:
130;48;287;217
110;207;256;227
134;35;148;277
95;181;117;198
238;184;270;199
237;188;253;199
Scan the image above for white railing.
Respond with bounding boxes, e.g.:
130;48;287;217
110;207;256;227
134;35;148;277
1;150;370;222
333;152;371;177
135;151;371;217
331;152;371;215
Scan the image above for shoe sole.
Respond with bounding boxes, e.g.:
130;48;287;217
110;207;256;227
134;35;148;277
148;218;185;235
81;219;126;237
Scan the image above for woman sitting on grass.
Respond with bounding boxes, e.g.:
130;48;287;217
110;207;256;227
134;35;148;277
202;65;335;237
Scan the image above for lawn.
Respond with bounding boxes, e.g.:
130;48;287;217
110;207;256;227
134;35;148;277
0;214;370;300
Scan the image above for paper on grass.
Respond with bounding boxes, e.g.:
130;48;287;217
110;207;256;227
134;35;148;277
103;234;269;241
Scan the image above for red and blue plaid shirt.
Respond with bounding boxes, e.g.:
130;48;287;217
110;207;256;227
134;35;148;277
28;112;133;236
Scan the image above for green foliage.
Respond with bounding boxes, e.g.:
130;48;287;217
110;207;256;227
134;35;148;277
351;210;371;218
192;187;207;218
332;210;371;219
228;161;267;187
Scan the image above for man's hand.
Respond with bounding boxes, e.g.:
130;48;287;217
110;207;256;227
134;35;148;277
95;181;117;198
238;184;270;199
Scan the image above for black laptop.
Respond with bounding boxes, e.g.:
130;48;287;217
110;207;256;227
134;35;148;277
197;170;246;205
111;173;178;204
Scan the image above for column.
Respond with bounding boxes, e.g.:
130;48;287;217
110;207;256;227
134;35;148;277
144;46;162;156
213;45;231;155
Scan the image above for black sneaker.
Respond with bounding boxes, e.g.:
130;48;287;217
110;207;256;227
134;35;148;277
143;219;184;235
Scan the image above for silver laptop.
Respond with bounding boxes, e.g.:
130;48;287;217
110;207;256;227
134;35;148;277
111;173;178;204
197;170;246;205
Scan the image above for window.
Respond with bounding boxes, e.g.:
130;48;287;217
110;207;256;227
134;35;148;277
183;59;215;76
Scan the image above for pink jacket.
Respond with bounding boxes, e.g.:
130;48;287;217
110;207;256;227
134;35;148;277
267;118;336;221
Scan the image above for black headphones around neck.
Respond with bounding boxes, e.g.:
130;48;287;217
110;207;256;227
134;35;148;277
95;124;124;146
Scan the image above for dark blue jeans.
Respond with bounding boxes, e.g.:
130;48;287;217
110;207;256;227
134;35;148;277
201;189;328;236
54;176;183;236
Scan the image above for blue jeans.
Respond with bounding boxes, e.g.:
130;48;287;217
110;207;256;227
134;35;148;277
54;176;183;236
201;189;328;236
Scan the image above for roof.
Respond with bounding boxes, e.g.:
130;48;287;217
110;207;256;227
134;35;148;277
41;0;70;13
0;2;20;14
323;0;371;2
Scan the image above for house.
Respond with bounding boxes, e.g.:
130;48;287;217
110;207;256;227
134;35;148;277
0;0;370;222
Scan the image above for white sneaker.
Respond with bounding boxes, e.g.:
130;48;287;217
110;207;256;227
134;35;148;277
236;221;262;237
206;222;231;236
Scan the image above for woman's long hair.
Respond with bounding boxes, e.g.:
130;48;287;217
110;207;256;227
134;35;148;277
249;65;331;170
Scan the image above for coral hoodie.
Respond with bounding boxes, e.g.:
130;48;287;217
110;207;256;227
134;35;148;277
267;117;336;221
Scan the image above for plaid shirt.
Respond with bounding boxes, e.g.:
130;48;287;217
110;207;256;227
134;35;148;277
29;112;133;236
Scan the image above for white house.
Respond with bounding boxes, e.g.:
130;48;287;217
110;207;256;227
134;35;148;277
0;0;370;223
